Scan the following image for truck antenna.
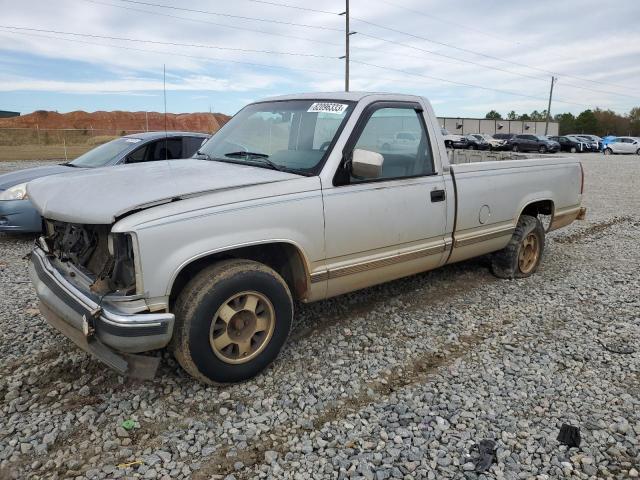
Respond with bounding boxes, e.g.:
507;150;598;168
163;64;168;160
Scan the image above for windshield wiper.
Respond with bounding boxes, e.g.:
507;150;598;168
222;151;287;172
224;151;270;159
60;162;79;167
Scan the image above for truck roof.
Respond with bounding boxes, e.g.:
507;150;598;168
261;91;424;103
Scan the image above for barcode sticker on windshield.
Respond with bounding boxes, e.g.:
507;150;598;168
307;102;349;114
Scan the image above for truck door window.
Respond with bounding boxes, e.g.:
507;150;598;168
350;107;434;182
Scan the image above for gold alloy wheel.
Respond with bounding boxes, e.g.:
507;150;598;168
518;232;540;274
209;291;275;364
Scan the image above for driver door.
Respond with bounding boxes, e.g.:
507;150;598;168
321;102;448;297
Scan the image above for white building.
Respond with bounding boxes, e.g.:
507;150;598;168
438;117;559;136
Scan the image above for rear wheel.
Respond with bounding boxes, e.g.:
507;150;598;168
604;148;613;155
468;145;475;150
491;215;545;279
171;259;293;384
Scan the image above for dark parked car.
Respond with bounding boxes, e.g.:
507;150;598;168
549;136;586;153
0;131;209;232
508;134;560;153
463;134;491;150
570;134;602;150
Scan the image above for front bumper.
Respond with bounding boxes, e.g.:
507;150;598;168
29;248;174;378
0;199;42;232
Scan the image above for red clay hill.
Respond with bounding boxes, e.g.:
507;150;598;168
0;110;231;133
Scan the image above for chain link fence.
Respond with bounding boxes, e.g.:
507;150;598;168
0;127;148;161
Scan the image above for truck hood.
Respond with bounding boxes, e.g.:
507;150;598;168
27;159;300;224
0;164;76;191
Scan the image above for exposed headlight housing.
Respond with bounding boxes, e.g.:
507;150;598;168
0;183;28;201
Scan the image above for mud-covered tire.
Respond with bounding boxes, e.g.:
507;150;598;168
171;259;293;384
491;215;545;279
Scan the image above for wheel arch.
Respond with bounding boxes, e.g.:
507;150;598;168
517;198;555;231
519;199;554;219
167;240;312;306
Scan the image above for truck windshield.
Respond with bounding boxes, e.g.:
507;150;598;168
198;100;355;174
70;137;140;168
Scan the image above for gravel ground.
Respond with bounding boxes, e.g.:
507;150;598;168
1;153;639;479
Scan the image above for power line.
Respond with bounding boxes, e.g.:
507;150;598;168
374;0;519;45
244;0;338;15
114;0;343;31
0;28;336;76
0;27;483;94
353;31;640;100
0;27;631;111
84;0;344;48
349;59;611;109
349;16;637;92
87;0;639;101
0;26;339;59
0;26;625;111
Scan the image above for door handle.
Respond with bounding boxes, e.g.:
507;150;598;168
430;189;446;202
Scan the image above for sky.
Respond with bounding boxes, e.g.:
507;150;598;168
0;0;639;118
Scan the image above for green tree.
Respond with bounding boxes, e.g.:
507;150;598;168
574;109;598;133
593;108;627;136
629;106;640;136
507;111;517;120
554;112;576;135
485;110;502;119
519;113;531;121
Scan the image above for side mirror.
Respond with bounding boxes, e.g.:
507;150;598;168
351;148;384;179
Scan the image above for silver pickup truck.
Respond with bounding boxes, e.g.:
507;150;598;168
27;92;586;384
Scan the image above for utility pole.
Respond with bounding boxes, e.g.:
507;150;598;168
544;76;556;135
339;0;355;92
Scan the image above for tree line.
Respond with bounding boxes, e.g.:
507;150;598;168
484;107;640;136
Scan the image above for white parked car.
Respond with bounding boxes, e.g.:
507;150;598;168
604;137;640;155
469;133;507;150
378;131;421;151
27;92;586;384
440;127;465;148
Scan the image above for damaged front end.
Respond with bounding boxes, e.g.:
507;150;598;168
29;219;174;379
41;220;137;297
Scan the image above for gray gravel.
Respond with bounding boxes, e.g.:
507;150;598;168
1;153;639;479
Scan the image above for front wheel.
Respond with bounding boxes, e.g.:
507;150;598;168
468;145;475;150
604;148;612;155
171;259;293;384
539;145;547;153
636;149;640;155
491;215;545;279
570;147;577;153
512;144;519;152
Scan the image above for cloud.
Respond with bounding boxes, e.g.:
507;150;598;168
0;73;282;94
0;0;638;115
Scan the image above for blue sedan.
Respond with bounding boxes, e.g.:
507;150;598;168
0;131;209;233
